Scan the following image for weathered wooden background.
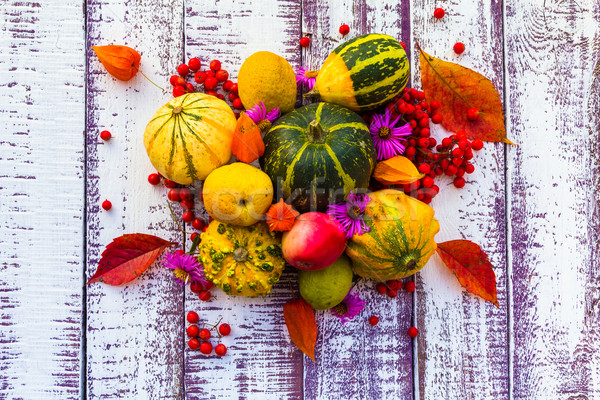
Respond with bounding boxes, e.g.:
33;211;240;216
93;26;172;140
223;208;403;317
1;0;599;399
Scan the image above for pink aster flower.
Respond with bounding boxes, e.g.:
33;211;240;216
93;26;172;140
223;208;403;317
331;290;365;324
295;66;318;90
369;109;412;160
245;101;280;130
163;250;208;287
327;191;371;238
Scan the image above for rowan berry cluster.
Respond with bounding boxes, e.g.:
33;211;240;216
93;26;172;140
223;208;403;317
186;312;230;356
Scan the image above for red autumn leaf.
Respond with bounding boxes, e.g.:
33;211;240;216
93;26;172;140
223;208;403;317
283;298;317;361
265;198;299;232
92;45;141;81
87;233;176;286
418;44;515;144
436;240;499;306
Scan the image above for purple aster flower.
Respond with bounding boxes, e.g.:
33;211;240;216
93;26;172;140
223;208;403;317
369;109;412;160
327;191;371;238
245;101;280;131
295;66;318;90
331;290;365;324
163;251;208;287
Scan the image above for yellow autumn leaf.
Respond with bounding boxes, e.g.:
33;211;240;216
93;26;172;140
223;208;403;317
373;156;424;185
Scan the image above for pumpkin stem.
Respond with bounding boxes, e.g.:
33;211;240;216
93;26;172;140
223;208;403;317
233;247;249;262
307;120;327;143
173;106;183;115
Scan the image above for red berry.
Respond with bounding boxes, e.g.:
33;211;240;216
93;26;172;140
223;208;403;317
186;325;200;338
192;218;205;230
101;200;112;211
299;36;310;47
167;189;180;202
190;232;200;242
232;98;243;110
404;281;416;292
458;140;470;150
418;164;431;174
452;147;464;157
173;85;186;97
164;179;179;188
182;210;195;223
387;289;398;298
215;70;229;82
421;128;431;137
100;130;111;141
179;188;194;201
200;341;213;355
386;280;399;290
452;157;462;167
177;63;190;76
434;7;445;19
456;168;465;177
471;139;484;151
209;60;221;72
148;173;161;185
376;282;387;294
467;107;480;121
415;91;425;101
204;77;218;90
339;24;350;35
428;137;437;147
219;323;231;336
188;57;201;71
417;138;429;148
453;176;466;188
399;41;406;50
198;290;211;301
228;92;238;101
215;343;227;356
205;70;215;78
199;328;211;341
230;83;238;94
465;163;475;174
185;83;194;93
223;80;233;91
190;281;203;293
422;176;434;188
203;280;214;290
430;101;441;110
205;90;218;97
431;114;443;124
369;316;379;326
188;338;200;350
187;311;199;324
216;94;224;100
453;42;466;55
445;165;458;176
180;199;195;210
408;326;419;338
169;75;180;86
194;71;206;85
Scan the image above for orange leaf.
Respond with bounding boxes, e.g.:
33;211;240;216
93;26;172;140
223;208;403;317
265;198;300;231
92;45;141;81
283;298;317;361
87;233;176;285
372;156;424;185
418;45;515;144
232;112;265;163
436;240;499;306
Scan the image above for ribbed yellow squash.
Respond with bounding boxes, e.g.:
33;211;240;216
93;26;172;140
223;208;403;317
346;189;439;281
143;93;236;185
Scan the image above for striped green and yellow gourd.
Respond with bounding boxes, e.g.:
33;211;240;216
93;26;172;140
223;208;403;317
312;33;409;111
346;189;440;281
260;102;376;213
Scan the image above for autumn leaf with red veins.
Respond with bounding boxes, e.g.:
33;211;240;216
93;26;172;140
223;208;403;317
283;298;317;361
436;240;499;306
418;44;515;144
87;233;176;286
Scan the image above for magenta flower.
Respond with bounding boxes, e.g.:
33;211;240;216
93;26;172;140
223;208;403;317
245;102;280;130
327;191;371;238
163;251;208;287
295;66;318;90
369;109;412;160
331;290;365;324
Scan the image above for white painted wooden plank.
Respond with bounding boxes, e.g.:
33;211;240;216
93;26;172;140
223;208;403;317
183;1;304;399
85;1;185;398
505;1;600;398
0;1;85;398
301;1;414;399
409;1;509;399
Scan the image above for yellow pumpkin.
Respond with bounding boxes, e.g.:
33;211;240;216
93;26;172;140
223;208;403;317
143;93;236;185
199;221;285;297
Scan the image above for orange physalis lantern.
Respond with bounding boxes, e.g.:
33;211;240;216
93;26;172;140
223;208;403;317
92;45;141;81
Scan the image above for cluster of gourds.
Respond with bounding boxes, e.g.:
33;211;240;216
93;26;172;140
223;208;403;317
143;34;439;301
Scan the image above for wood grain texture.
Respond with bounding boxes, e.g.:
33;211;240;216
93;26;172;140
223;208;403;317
86;1;185;398
301;1;414;398
184;1;304;399
506;0;600;398
0;1;85;398
410;1;509;399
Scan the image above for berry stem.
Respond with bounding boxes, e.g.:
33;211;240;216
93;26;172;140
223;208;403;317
133;66;165;91
166;201;185;237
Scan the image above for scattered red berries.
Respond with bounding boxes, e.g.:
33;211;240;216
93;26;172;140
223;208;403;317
187;311;199;324
376;282;387;294
299;36;310;47
188;57;201;71
173;85;186;97
387;289;398;298
407;327;419;338
198;290;211;302
192;218;205;231
209;60;221;72
215;70;229;82
186;325;200;338
190;280;203;293
369;316;379;326
219;323;231;336
404;281;416;292
200;341;213;355
100;130;112;141
232;98;243;110
182;210;195;223
339;24;350;35
186;313;230;357
467;107;480;121
167;189;180;202
188;338;200;350
434;7;445;19
471;139;484;151
148;173;161;185
215;343;227;356
177;63;190;76
199;328;211;341
101;200;112;211
453;42;465;54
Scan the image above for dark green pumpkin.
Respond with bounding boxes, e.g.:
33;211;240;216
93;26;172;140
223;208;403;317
260;102;376;212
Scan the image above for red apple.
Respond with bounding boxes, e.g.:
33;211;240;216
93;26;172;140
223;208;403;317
282;212;347;270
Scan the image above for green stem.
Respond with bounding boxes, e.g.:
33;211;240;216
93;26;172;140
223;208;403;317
307;120;326;143
134;65;165;91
